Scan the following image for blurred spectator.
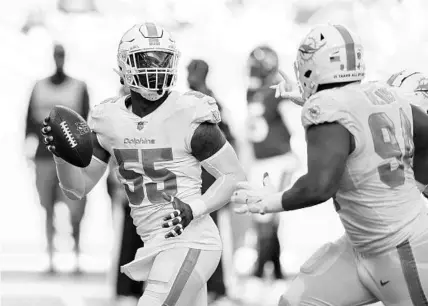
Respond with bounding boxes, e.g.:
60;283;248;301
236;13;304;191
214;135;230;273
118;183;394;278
109;86;144;306
187;59;234;303
244;45;298;280
25;43;90;274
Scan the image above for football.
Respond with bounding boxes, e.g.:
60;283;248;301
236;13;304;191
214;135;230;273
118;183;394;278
48;105;93;168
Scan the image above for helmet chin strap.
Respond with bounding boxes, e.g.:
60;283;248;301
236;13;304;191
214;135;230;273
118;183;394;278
113;68;168;101
132;86;165;101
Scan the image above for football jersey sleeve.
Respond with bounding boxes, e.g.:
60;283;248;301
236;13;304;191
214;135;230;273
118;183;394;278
189;91;222;125
87;97;117;152
87;103;104;133
301;93;362;153
182;91;222;152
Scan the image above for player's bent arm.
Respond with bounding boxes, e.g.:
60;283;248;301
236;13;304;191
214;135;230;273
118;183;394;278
263;122;351;213
411;104;428;187
190;122;247;218
55;132;110;200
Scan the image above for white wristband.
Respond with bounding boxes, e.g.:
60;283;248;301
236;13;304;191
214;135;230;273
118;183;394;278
188;199;207;219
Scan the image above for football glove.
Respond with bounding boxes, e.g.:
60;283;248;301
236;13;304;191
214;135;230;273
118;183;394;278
161;192;194;239
41;116;60;157
270;70;305;106
232;173;276;215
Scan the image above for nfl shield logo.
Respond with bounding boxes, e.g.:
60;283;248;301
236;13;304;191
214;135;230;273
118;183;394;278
137;121;146;131
75;122;90;135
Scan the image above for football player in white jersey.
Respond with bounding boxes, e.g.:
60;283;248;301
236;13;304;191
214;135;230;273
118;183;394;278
232;24;428;305
387;69;428;195
41;23;246;306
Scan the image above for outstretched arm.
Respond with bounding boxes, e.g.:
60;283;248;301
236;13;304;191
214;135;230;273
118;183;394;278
234;122;351;214
276;122;351;211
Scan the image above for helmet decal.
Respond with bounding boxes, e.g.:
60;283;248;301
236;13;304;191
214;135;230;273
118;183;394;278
298;34;327;62
333;25;356;71
141;22;162;38
416;77;428;98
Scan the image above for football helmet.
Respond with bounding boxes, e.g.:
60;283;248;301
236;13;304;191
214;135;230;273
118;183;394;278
248;45;279;80
387;69;428;93
387;69;428;111
117;23;180;101
294;24;365;101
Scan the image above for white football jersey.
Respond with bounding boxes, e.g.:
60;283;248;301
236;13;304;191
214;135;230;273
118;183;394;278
302;81;428;255
89;90;222;251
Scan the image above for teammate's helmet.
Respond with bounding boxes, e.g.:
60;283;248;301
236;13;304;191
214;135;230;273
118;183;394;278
387;70;428;93
294;24;365;101
117;23;180;100
247;45;279;80
387;69;428;111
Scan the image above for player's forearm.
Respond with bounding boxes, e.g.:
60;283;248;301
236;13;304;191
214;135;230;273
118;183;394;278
264;174;332;213
54;155;107;200
54;156;86;200
191;172;246;218
190;143;246;218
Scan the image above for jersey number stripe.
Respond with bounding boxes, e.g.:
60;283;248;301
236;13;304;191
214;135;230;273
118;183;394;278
113;148;178;206
368;109;414;188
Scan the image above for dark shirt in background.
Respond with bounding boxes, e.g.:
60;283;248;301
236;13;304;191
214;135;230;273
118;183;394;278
26;75;89;159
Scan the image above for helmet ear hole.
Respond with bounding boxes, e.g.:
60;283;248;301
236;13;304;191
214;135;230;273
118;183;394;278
304;70;312;78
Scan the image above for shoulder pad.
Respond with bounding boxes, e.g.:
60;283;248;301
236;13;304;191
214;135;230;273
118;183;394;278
88;96;122;131
99;96;121;105
301;91;350;129
183;91;221;124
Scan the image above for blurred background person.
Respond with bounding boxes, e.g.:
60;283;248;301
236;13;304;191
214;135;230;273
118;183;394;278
24;43;90;274
108;85;145;306
187;59;235;304
243;45;300;281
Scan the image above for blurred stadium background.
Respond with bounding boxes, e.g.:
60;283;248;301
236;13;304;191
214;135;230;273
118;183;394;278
1;0;427;305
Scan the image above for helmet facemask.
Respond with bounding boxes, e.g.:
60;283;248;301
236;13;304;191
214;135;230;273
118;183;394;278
120;49;179;100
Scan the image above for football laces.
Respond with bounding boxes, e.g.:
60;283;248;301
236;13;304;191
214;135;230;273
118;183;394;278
60;121;78;148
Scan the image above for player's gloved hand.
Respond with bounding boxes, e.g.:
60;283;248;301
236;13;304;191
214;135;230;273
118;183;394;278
40;116;59;157
232;173;277;215
270;70;293;97
161;192;194;239
270;70;305;106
